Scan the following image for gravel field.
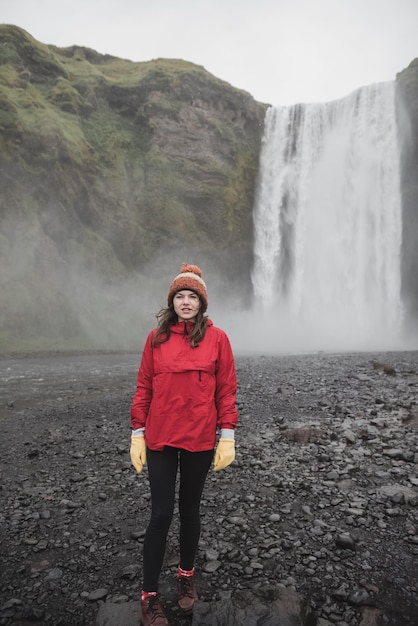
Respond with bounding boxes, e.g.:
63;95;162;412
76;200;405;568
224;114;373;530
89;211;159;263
1;350;417;626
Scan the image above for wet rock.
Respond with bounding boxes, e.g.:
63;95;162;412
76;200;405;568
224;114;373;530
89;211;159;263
95;589;312;626
45;567;63;586
336;533;357;551
1;350;418;626
332;582;350;601
88;588;109;602
18;605;46;621
371;361;396;376
379;484;417;503
343;430;357;444
95;601;139;625
359;607;383;626
283;425;322;444
349;589;371;606
120;564;140;580
193;587;312;626
203;559;221;573
1;599;22;610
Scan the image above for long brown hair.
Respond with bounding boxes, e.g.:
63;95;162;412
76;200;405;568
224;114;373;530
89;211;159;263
152;303;208;348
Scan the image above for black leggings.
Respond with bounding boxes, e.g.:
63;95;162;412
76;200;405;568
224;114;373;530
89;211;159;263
142;446;213;592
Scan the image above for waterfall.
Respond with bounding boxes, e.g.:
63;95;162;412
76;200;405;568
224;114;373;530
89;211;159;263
251;82;403;351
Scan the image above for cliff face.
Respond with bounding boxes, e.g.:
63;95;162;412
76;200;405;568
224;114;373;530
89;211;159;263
1;25;417;351
0;26;267;350
396;59;418;334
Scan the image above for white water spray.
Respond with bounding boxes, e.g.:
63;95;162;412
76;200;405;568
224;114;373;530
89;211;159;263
251;82;403;352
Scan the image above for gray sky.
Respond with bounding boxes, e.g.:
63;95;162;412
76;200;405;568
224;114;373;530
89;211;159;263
1;0;417;105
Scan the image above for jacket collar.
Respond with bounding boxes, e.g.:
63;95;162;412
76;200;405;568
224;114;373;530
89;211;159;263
170;319;213;334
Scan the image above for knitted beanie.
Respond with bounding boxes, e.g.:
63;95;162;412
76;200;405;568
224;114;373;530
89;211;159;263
167;263;208;312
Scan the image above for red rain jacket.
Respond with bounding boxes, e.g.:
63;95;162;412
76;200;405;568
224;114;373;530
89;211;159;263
130;319;238;452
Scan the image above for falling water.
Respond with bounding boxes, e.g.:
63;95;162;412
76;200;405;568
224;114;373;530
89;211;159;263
251;82;403;351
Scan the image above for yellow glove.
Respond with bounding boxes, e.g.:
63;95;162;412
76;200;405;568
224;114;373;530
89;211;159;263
130;435;146;473
214;439;235;472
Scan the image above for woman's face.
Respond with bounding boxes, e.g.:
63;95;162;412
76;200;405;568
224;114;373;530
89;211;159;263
173;290;201;322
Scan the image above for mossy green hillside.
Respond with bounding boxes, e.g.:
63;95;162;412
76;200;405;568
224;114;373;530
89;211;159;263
0;25;267;351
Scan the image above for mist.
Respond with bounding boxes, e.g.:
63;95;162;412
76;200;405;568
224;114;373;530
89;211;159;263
215;306;418;356
2;232;417;355
225;81;418;356
2;78;418;355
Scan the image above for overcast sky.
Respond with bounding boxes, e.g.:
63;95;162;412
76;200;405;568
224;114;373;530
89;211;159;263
2;0;417;106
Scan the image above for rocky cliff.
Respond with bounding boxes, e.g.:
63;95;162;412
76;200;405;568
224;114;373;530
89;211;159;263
1;25;417;351
0;25;267;350
396;59;418;337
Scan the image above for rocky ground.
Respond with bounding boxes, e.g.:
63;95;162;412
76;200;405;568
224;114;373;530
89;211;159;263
0;350;417;626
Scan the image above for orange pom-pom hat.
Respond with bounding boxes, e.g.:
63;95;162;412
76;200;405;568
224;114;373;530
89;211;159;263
167;263;208;312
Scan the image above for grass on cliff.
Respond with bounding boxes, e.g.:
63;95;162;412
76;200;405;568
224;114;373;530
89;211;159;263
0;25;264;351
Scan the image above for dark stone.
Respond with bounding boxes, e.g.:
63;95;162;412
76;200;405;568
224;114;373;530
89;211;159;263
95;588;313;626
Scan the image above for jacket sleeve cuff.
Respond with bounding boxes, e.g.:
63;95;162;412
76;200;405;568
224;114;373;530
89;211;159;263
132;427;145;436
220;428;235;440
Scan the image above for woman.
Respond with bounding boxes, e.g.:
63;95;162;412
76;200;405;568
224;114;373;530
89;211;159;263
130;263;238;626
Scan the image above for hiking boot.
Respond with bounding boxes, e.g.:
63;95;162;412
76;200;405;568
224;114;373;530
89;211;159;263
177;574;198;614
140;594;168;626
